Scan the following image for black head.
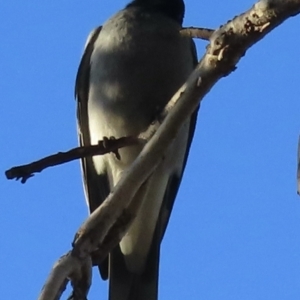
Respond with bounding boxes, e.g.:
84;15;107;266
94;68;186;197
127;0;185;24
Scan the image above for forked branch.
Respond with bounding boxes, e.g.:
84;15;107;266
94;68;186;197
14;0;300;299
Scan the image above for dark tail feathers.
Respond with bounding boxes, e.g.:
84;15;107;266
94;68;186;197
108;243;160;300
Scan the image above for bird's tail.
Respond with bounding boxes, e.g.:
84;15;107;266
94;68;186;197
108;242;160;300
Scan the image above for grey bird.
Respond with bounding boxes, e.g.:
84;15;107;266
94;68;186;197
75;0;198;299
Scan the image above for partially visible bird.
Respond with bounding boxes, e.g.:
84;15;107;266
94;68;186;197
75;0;198;299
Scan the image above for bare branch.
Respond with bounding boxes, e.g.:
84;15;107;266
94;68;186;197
5;136;141;183
67;256;92;300
38;253;92;300
36;0;300;299
181;26;215;40
71;0;300;268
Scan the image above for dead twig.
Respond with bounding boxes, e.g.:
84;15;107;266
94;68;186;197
5;136;141;183
181;26;215;40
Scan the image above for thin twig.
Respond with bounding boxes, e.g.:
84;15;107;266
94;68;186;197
5;136;141;183
181;26;215;40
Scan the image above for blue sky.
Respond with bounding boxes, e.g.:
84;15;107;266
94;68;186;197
1;1;300;299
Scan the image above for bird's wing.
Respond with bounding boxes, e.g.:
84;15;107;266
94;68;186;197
75;26;110;279
157;39;199;241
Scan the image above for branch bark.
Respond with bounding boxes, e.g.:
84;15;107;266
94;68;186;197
29;0;300;299
39;253;92;300
181;27;214;40
5;136;141;183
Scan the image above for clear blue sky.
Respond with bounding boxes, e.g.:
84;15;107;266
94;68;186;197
1;1;300;299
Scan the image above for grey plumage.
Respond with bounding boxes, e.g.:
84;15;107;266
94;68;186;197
75;1;198;299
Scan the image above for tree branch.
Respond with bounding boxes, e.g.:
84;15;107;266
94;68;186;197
32;0;300;298
38;253;92;300
181;26;214;40
5;136;141;183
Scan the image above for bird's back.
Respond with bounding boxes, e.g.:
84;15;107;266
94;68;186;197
88;7;195;142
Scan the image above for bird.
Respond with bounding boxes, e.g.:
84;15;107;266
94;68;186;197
75;0;198;299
